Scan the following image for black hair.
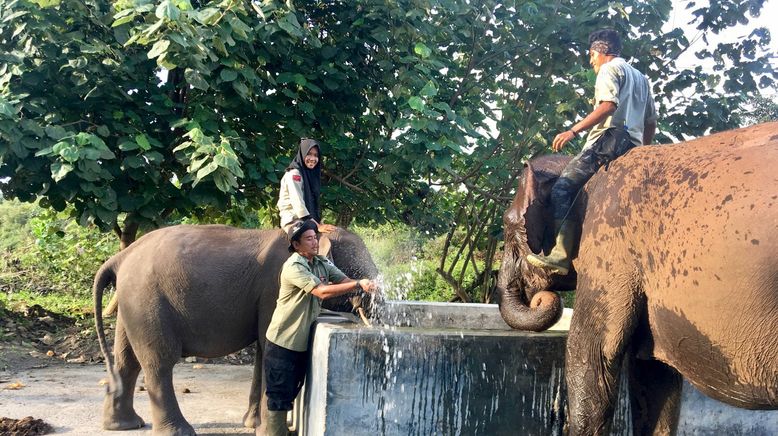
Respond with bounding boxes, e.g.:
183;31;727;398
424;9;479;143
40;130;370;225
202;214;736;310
588;29;622;56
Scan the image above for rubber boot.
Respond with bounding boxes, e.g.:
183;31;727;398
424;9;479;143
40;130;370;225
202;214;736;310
260;410;288;436
526;220;578;275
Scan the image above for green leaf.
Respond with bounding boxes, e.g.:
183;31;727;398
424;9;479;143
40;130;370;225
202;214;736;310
118;140;139;151
0;99;16;118
220;69;238;82
30;0;60;7
123;156;145;168
144;151;164;163
420;80;438;97
304;82;322;94
95;207;118;226
185;68;209;91
194;7;220;25
20;119;45;136
51;162;73;182
277;13;302;38
148;39;170;59
408;96;425;111
212;170;234;192
156;0;180;21
135;134;151;151
68;57;88;69
61;146;80;163
2;10;29;23
86;134;108;150
414;43;431;58
232;81;249;98
277;72;295;84
195;161;218;182
112;14;135;27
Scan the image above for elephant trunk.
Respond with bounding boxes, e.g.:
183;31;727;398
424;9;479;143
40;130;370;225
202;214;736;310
497;250;563;332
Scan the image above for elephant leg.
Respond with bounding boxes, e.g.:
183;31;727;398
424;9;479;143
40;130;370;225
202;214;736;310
628;358;682;436
144;364;195;436
243;339;265;428
102;315;145;430
566;284;643;435
128;310;193;436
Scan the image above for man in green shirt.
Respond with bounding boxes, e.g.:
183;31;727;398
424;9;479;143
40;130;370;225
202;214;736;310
261;219;376;436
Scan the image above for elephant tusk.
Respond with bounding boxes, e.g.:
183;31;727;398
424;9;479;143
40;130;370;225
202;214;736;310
357;307;372;327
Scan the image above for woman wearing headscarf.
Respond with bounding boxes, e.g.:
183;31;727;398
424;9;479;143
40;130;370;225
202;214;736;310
277;138;336;234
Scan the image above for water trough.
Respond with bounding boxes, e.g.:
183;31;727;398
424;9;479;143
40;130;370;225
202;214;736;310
296;301;777;435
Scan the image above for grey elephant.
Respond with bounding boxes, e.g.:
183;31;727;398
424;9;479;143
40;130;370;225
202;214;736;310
93;224;377;436
497;122;778;434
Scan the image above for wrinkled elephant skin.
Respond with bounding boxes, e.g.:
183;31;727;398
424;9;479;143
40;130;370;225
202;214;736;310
93;225;377;436
498;122;778;435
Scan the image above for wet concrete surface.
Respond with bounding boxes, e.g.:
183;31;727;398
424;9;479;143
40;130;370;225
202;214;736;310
0;362;254;435
2;360;777;435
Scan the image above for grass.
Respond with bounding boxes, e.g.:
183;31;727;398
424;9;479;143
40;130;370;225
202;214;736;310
0;289;94;320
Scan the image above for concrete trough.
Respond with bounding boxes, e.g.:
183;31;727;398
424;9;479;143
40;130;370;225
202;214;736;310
298;301;777;435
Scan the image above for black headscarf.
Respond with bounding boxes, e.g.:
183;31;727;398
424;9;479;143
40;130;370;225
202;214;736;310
286;138;322;223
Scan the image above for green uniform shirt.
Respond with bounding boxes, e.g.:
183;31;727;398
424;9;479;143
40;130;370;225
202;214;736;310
266;253;348;352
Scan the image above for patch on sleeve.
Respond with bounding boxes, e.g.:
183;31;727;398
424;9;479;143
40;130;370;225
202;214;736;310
292;174;302;182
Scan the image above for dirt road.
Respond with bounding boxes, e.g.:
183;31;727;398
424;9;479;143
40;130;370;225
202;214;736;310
1;359;254;435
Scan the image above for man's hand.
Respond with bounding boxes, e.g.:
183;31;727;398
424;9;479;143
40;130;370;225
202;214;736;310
357;279;377;293
317;223;338;234
552;130;577;152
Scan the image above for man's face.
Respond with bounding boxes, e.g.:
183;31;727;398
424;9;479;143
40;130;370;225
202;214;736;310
589;49;607;74
304;146;319;170
293;229;319;258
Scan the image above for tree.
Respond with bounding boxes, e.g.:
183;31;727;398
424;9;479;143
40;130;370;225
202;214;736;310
744;95;778;125
1;0;774;300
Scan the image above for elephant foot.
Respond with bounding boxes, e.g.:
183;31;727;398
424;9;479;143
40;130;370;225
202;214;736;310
243;406;260;428
103;413;145;431
151;422;196;436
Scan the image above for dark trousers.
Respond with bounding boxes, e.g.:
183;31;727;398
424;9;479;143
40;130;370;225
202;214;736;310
550;128;636;221
264;341;308;412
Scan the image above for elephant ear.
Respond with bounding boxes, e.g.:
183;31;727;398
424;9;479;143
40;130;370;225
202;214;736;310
521;156;570;253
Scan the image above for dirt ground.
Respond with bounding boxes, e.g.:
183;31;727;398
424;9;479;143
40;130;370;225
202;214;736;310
0;304;257;435
0;351;256;435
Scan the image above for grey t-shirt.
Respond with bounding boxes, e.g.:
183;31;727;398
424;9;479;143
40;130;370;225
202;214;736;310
584;57;657;149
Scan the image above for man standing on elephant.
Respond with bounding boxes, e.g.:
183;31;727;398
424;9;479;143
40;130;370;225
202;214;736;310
261;219;376;436
527;28;657;275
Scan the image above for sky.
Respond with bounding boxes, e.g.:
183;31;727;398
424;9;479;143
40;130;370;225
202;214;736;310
668;0;778;74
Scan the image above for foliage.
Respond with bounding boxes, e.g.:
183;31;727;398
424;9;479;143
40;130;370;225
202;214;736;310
743;95;778;125
354;223;486;302
0;288;94;319
0;198;37;252
1;0;775;302
0;200;118;301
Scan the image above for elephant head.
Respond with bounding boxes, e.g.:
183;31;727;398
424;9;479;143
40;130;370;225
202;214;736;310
497;155;577;332
323;227;380;316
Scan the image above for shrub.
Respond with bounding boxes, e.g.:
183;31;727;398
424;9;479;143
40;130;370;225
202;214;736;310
0;201;118;304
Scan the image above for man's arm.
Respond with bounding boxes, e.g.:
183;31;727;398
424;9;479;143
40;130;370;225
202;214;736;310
643;119;656;145
552;101;617;152
311;278;375;300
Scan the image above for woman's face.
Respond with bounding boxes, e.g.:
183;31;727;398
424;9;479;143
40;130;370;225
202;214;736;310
304;146;319;170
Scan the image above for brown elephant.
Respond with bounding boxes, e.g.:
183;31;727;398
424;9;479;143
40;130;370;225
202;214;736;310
497;121;778;435
93;224;377;436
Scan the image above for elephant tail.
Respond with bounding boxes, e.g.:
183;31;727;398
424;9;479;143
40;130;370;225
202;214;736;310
93;259;123;397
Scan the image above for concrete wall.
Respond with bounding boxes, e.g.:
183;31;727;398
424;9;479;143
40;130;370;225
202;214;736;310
299;302;777;435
